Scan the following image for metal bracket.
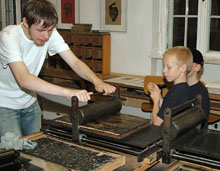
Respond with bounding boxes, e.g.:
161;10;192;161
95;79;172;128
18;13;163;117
70;96;80;143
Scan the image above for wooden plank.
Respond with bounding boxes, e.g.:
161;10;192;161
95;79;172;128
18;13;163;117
121;96;147;108
209;113;220;124
141;102;153;112
209;93;220;101
21;133;125;171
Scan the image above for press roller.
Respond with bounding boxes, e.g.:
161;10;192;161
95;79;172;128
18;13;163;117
78;96;122;124
160;105;206;141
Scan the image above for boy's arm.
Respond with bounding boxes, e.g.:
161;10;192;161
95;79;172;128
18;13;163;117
148;82;164;125
9;61;93;102
59;49;115;95
151;93;164;126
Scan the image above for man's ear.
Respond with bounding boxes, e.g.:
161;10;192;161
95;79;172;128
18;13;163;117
22;17;28;27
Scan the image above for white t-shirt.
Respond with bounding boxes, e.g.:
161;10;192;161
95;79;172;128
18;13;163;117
0;24;69;109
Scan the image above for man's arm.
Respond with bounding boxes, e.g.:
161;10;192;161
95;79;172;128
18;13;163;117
9;61;93;102
59;49;116;95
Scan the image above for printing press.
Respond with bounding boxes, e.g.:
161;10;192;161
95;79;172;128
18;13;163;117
42;87;161;163
38;86;220;170
2;87;220;170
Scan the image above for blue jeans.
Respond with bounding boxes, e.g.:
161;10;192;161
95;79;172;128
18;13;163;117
0;100;42;138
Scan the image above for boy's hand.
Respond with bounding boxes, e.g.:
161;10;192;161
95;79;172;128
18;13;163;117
147;82;161;103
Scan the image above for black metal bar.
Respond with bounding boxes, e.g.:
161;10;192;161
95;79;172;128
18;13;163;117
81;136;141;156
172;151;220;169
42;127;73;140
70;96;80;143
170;95;201;112
114;86;120;98
162;107;172;164
43;126;149;157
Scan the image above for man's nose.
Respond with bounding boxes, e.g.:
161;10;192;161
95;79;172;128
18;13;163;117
43;31;49;39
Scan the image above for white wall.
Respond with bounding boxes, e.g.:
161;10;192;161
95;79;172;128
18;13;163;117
79;0;153;76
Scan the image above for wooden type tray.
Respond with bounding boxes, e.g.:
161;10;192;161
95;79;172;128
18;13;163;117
165;160;219;171
20;132;125;171
54;113;150;139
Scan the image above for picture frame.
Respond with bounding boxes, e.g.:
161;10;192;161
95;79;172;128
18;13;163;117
49;0;79;29
100;0;127;32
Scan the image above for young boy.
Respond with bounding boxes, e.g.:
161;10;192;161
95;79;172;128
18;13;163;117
148;46;193;126
187;49;210;129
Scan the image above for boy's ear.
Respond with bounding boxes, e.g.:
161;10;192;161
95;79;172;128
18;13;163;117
181;63;188;73
194;64;201;72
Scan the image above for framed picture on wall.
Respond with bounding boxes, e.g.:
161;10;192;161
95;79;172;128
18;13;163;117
49;0;79;29
100;0;127;32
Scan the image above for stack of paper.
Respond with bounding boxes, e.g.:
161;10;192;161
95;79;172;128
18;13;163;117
105;76;144;88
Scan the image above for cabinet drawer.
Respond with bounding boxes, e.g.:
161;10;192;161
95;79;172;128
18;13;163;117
92;35;103;47
92;61;102;73
92;48;102;60
74;47;84;59
74;35;84;46
83;47;93;60
83;35;93;46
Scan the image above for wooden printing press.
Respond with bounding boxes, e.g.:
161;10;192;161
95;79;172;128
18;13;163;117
41;88;162;165
2;87;220;170
40;86;220;170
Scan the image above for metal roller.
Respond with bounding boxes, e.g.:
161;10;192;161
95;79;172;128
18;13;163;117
160;95;206;164
170;106;205;140
78;96;122;124
160;95;206;141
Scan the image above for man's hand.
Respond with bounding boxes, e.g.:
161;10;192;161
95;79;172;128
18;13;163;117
63;89;93;102
95;81;116;95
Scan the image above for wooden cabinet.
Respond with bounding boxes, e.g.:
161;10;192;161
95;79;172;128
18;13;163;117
56;29;111;75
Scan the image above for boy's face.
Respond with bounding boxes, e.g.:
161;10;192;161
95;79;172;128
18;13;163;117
162;55;184;84
23;18;55;46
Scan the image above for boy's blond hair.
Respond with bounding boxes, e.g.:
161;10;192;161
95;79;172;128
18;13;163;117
163;46;193;73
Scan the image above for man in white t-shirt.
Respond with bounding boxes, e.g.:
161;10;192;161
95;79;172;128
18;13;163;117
0;0;115;137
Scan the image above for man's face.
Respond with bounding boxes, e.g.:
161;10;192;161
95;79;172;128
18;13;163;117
26;20;55;46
